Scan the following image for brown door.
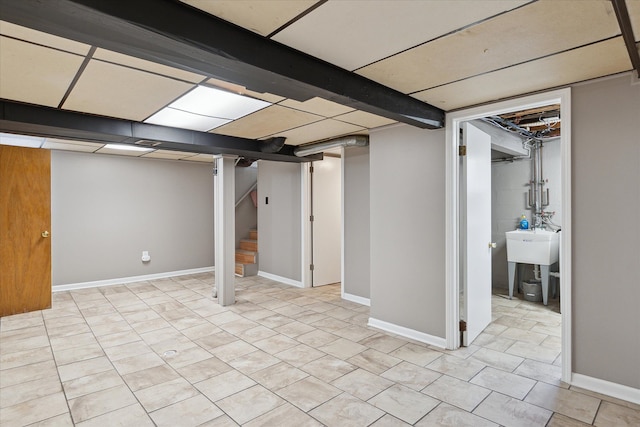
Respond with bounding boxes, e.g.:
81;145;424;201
0;145;51;316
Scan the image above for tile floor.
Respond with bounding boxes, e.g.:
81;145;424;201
1;273;639;426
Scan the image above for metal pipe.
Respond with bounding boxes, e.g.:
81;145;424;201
294;135;369;157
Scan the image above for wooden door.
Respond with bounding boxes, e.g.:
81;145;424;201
0;145;51;316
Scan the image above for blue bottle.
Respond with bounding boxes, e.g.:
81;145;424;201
519;214;529;230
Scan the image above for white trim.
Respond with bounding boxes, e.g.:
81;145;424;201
368;317;446;349
572;373;640;405
52;266;215;292
340;146;346;299
445;88;572;383
300;163;312;288
342;292;370;307
258;271;303;288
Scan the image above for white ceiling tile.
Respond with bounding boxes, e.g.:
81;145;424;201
42;140;102;152
170;86;270;119
279;97;354;117
62;60;194;121
0;36;85;107
0;133;45;148
93;48;206;83
141;150;198;160
333;110;396;129
358;0;621;94
413;37;631;111
205;77;286;103
627;0;640;41
268;119;365;146
212;105;323;139
179;0;320;36
0;20;91;55
273;0;529;71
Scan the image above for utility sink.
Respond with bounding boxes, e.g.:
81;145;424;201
506;229;559;265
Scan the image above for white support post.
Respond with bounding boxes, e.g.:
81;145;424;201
214;154;237;306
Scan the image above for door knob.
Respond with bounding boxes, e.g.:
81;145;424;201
488;242;496;248
41;231;50;238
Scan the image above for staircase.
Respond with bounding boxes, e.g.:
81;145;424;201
235;229;258;277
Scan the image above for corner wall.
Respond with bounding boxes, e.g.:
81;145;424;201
369;125;446;339
257;160;302;282
343;146;370;300
51;151;214;286
571;74;640;389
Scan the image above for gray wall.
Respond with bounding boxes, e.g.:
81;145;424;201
235;165;258;247
369;125;446;337
491;136;562;289
51;151;214;286
572;74;640;389
343;146;370;299
257;160;301;281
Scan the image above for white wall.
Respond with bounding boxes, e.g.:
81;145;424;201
343;146;370;300
257;160;302;282
51;151;214;286
369;125;446;338
571;74;640;389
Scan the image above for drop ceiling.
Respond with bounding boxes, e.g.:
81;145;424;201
0;0;638;161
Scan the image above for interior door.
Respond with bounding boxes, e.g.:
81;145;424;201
0;145;52;316
461;123;492;345
311;156;341;286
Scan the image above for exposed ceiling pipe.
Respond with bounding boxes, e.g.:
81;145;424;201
260;136;286;153
294;135;369;157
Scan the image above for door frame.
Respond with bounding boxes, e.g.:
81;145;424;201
445;88;572;383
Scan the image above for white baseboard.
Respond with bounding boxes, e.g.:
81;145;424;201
257;271;303;288
571;373;640;405
52;267;215;292
368;317;447;349
342;292;370;307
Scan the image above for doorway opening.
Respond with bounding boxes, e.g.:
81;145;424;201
445;88;572;383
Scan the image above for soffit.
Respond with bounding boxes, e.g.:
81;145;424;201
0;36;84;107
414;37;631;111
0;20;90;55
628;0;640;41
357;0;621;94
62;59;194;121
211;105;324;139
268;119;365;146
179;0;321;36
272;0;530;71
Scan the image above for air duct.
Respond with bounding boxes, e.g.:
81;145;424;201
260;136;286;153
294;135;369;157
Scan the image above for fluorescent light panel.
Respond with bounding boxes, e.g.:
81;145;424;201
144;85;271;131
104;144;153;152
145;108;230;132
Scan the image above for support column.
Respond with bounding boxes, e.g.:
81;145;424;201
214;155;237;306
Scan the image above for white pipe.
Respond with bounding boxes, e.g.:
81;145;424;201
294;135;368;157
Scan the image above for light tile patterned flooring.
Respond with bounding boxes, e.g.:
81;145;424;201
1;273;639;426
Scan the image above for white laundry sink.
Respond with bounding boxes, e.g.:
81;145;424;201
506;229;559;265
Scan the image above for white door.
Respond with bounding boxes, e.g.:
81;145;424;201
461;122;492;346
311;156;341;286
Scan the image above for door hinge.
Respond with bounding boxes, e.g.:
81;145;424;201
459;146;467;156
309;165;314;173
459;320;467;332
310;264;314;271
310;215;314;221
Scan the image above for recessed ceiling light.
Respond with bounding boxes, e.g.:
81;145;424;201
145;108;230;132
104;144;153;152
171;85;270;120
0;133;45;148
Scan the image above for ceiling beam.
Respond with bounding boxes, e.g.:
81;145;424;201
0;100;321;163
611;0;640;76
0;0;444;129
